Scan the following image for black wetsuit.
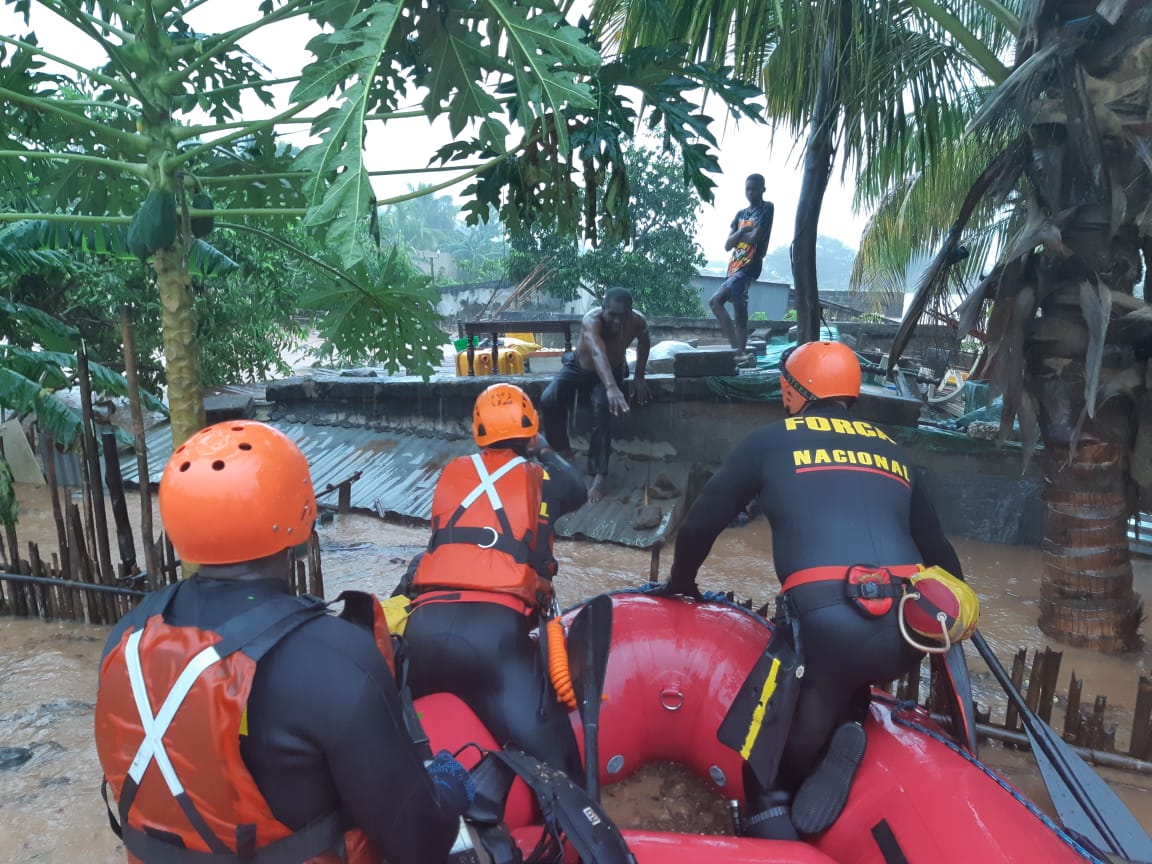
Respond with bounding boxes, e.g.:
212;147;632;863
668;402;962;793
101;576;463;864
404;448;588;780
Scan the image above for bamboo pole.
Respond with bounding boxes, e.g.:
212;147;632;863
926;714;1152;776
77;343;115;585
0;572;146;598
101;430;138;578
43;435;72;584
120;306;158;586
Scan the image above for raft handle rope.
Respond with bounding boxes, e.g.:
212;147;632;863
546;618;578;711
897;592;952;654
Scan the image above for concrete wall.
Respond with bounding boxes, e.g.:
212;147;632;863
690;275;790;320
265;371;1044;545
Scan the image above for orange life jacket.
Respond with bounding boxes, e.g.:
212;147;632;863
413;450;551;608
95;583;393;864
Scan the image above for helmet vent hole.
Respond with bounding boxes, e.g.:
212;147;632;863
521;415;533;428
238;442;252;451
178;462;191;472
231;426;245;431
477;423;486;437
211;460;226;471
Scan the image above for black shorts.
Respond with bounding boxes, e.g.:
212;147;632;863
722;269;754;305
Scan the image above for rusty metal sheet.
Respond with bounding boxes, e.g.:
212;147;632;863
118;421;687;549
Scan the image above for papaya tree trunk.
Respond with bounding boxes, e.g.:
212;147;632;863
154;244;206;447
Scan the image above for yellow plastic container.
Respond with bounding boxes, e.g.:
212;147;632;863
455;349;525;377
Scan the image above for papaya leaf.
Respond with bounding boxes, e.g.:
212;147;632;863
418;21;503;137
293;3;404;271
482;2;600;153
300;246;445;378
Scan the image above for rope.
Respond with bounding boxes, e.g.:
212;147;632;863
547;617;577;711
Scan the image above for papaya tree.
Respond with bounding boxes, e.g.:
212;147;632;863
1;0;761;447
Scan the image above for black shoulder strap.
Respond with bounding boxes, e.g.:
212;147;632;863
481;749;636;864
331;589;377;627
212;592;329;663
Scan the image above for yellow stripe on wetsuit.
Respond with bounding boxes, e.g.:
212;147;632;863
739;656;782;759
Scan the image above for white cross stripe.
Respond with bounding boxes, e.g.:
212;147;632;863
125;628;223;795
458;454;526;513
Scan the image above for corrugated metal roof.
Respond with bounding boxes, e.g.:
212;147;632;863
119;420;686;549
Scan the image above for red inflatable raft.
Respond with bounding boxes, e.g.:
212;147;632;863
418;592;1106;863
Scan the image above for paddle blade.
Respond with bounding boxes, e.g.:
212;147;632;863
973;631;1152;861
566;594;613;798
932;642;978;755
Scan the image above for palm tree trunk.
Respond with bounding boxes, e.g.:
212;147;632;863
791;5;847;344
154;244;206;447
1030;288;1142;653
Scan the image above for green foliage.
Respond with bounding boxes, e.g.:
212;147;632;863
3;225;305;390
0;219;240;282
0;341;161;449
1;0;763;429
580;144;705;317
302;241;445;377
784;309;798;321
506;229;582;302
0;455;15;528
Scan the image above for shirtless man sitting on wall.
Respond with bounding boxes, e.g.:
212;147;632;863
540;288;651;503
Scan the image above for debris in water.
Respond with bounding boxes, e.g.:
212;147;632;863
0;747;33;770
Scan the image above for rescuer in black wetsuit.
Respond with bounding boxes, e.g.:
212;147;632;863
404;384;588;783
95;421;472;864
663;341;964;841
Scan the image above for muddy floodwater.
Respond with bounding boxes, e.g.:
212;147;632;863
3;483;1152;862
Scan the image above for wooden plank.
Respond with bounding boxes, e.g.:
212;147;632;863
1130;676;1152;759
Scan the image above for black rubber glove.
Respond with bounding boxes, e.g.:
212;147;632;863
641;580;703;601
424;750;476;817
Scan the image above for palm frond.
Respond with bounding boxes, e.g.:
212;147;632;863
852;128;1017;315
888;135;1031;368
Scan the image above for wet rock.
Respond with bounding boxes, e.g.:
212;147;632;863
0;747;33;770
632;504;662;531
648;474;680;500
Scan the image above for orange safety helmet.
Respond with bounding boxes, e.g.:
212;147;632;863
159;421;317;565
473;383;539;447
779;341;862;415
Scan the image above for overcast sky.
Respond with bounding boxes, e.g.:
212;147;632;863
5;1;871;256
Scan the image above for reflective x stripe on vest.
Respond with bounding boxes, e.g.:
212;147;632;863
124;629;221;795
430;455;533;560
459;453;524;511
